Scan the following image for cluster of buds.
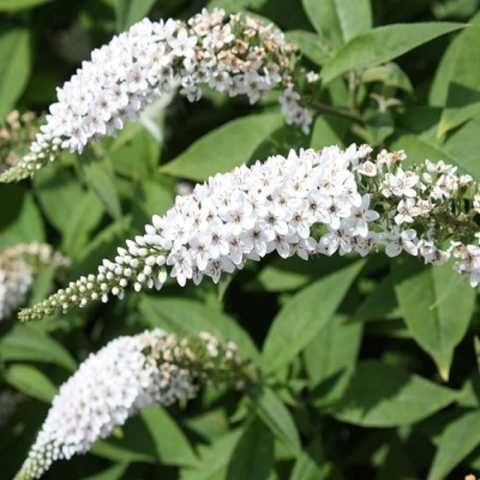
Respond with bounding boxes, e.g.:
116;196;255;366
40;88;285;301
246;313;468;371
17;145;480;322
14;329;244;480
0;243;69;321
0;8;310;183
0;111;41;175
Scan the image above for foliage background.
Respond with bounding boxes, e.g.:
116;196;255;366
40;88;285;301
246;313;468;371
2;0;480;479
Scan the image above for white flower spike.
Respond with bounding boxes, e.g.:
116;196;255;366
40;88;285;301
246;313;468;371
14;329;243;480
1;9;310;183
19;145;480;322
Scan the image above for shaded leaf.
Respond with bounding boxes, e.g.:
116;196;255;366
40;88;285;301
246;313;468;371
0;325;75;371
114;0;156;31
4;364;57;403
262;260;364;373
428;409;480;480
286;30;331;65
140;296;259;361
393;257;475;380
331;360;458;427
160;112;283;180
249;385;301;453
0;28;31;114
226;418;274;480
322;22;464;83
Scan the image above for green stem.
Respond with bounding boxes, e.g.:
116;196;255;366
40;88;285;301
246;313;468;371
306;98;364;125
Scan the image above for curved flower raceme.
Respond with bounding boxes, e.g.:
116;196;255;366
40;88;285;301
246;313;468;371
19;145;480;322
0;243;69;321
1;8;310;183
15;329;243;480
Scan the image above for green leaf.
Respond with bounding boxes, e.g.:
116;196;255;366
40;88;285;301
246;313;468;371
34;161;85;234
310;116;345;150
321;22;464;83
114;0;156;31
0;325;76;371
140;406;199;467
302;0;343;48
304;315;363;405
429;28;463;106
438;16;480;136
83;161;122;220
0;187;44;250
83;464;129;480
331;360;458;427
286;30;331;65
73;217;132;276
0;28;31;114
249;385;301;453
362;63;413;93
393;257;475;380
261;260;364;373
62;192;105;258
427;409;480;480
4;364;57;403
140;296;259;361
160;112;283;181
334;0;373;41
0;0;51;11
226;419;274;480
180;430;242;480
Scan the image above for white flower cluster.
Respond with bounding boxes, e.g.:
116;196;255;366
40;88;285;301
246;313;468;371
0;243;69;321
20;145;480;322
15;329;241;480
1;8;309;183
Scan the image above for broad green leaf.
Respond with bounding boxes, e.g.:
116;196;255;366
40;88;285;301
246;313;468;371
354;274;399;322
304;315;363;405
0;325;76;371
0;0;50;10
321;23;464;83
442;117;480;177
83;464;129;480
290;452;332;480
180;430;242;480
111;126;162;180
0;28;31;114
73;217;132;276
34;161;85;234
28;263;56;306
334;0;373;41
427;409;480;480
4;364;57;403
310;116;345;150
249;385;301;453
140;406;198;467
160;112;283;180
302;0;343;48
84;161;122;220
438;16;480;136
114;0;156;31
362;63;413;93
140;296;259;361
0;187;44;250
429;29;463;106
226;419;274;480
331;360;458;427
393;257;475;380
208;0;268;11
262;260;364;373
62;192;105;258
286;30;331;65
